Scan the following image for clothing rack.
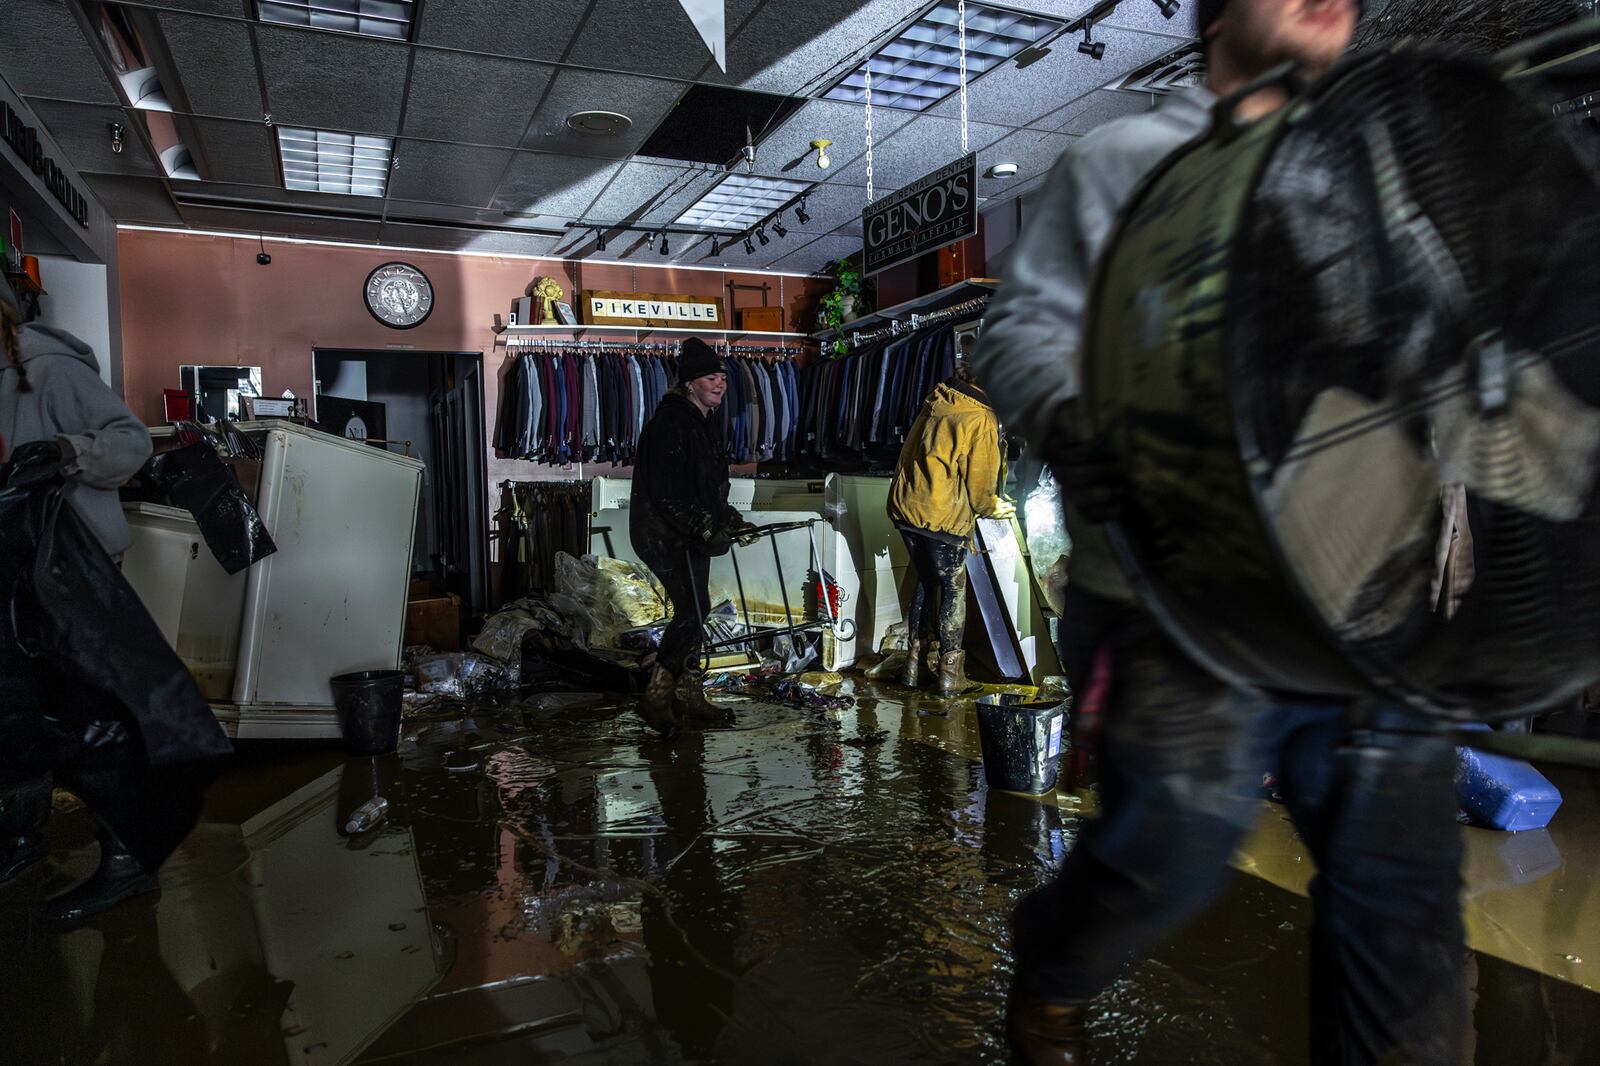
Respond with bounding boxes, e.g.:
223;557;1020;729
838;296;989;353
495;479;590;603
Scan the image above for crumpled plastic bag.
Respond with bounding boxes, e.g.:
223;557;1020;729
879;622;910;654
549;552;668;649
141;443;276;575
409;652;515;698
1022;469;1073;616
472;596;570;662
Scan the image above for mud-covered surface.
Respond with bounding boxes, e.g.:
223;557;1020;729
2;684;1598;1064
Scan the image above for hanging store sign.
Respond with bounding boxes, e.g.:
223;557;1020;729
581;290;726;328
862;153;977;277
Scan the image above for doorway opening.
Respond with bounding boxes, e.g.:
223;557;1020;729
312;349;489;621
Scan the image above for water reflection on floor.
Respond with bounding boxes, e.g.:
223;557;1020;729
2;684;1598;1064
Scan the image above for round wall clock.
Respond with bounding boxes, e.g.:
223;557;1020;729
364;262;434;329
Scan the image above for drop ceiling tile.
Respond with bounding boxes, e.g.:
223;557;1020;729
825;115;1012;192
763;233;861;275
140;0;253;13
25;99;161;177
412;0;590;63
976;128;1076;199
178;180;392;215
256;26;409;134
562;0;718;81
925;24;1179;128
583;161;721;225
178;204;383;244
1042;88;1160;136
1100;2;1201;38
157;13;264;121
726;0;926;98
83;174;183;225
402;51;554;147
387;140;515;207
521;69;688;159
190;117;279;186
0;0;120;104
750;99;914;183
490;154;624;220
780;180;871;237
376;223;565;257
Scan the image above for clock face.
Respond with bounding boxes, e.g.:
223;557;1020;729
364;262;434;329
344;414;369;441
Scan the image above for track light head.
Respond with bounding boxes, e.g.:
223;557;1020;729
594;227;606;252
659;233;669;255
1078;20;1104;60
773;218;788;239
710;236;721;256
795;198;811;226
743;234;755;254
756;225;770;246
1153;0;1180;18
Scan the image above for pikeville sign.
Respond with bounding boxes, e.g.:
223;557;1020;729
862;153;977;277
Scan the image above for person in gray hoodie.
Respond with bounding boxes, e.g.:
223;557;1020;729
0;278;151;557
0;271;174;921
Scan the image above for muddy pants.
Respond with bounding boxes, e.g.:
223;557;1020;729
1014;585;1466;1066
640;547;712;675
900;528;968;652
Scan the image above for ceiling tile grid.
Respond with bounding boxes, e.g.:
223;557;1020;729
387;139;515;206
179;204;384;244
561;0;723;83
521;68;689;159
825;114;1013;191
490;153;625;220
83;174;184;225
402;50;556;146
975;128;1077;200
1042;87;1161;136
189;117;281;186
409;0;590;63
0;0;121;105
157;14;265;121
582;161;723;226
723;0;927;98
255;25;410;134
747;98;914;184
24;99;162;178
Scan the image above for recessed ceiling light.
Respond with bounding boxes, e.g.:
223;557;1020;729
674;173;811;232
567;110;633;136
277;127;392;197
825;0;1063;113
256;0;416;41
987;162;1019;178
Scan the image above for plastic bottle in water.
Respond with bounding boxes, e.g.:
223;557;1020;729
345;796;389;835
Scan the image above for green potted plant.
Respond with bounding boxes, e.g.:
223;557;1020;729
818;258;873;356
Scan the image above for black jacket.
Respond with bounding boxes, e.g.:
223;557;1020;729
630;393;739;559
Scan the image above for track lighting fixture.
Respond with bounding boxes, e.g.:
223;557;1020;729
1152;0;1180;18
659;233;670;255
743;233;755;254
795;197;810;226
109;122;124;154
594;227;606;251
755;225;770;246
772;217;787;239
1078;21;1105;60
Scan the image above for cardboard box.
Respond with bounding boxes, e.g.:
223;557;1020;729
405;593;461;651
738;306;784;333
408;578;433;601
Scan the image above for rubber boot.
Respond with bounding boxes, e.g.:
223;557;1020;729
43;823;159;922
935;650;980;697
0;777;51;885
673;664;732;722
638;663;680;738
1008;1000;1086;1065
901;638;926;688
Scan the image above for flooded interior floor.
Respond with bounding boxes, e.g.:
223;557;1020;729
3;681;1599;1064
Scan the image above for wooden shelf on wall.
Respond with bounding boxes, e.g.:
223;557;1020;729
495;323;814;344
811;278;999;345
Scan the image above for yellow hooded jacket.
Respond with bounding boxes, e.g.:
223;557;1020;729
886;382;1006;542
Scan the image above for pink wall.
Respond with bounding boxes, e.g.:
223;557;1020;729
116;229;826;491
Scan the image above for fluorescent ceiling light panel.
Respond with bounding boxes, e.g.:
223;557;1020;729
256;0;416;41
673;174;811;232
277;128;393;197
824;0;1063;112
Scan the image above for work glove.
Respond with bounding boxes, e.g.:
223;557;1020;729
0;438;72;490
1042;422;1127;525
731;520;763;547
989;499;1017;521
703;529;734;557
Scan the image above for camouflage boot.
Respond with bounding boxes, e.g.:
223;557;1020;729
638;663;680;737
673;664;732;722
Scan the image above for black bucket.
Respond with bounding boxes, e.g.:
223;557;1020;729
330;670;406;756
976;693;1067;794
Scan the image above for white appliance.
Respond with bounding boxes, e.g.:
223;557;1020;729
230;421;423;727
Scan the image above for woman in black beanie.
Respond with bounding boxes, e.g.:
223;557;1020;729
629;337;757;735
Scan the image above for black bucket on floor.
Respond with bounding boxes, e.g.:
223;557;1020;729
330;670;406;756
976;693;1067;794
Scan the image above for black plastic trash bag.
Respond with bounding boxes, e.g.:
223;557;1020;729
521;628;646;693
0;479;231;768
141;443;276;574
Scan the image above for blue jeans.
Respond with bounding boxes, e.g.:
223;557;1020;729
1014;588;1466;1066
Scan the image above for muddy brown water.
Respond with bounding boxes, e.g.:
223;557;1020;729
1;684;1596;1063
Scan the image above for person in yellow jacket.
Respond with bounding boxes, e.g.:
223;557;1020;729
887;361;1014;695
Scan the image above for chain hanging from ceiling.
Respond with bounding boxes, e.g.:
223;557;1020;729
958;0;970;156
864;60;875;204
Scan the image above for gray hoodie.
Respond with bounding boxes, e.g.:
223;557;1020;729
1;322;152;556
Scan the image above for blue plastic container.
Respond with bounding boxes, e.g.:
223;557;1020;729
1455;726;1563;832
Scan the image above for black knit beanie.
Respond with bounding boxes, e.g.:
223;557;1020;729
677;337;723;383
